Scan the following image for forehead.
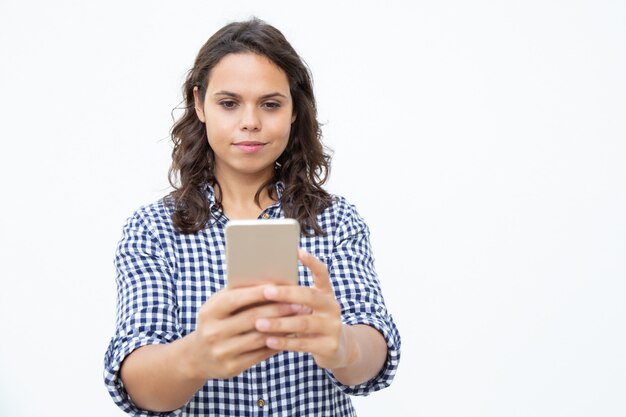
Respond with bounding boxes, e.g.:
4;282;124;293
207;52;290;95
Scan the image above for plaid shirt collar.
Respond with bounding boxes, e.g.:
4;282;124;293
203;181;286;222
203;181;285;202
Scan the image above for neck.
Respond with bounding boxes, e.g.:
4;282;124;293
214;168;276;219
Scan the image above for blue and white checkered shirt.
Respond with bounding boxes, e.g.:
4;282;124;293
104;183;401;416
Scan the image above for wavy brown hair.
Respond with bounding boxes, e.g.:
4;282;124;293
167;18;332;236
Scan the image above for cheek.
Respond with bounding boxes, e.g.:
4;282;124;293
273;115;294;142
204;116;231;142
275;126;291;154
280;125;292;143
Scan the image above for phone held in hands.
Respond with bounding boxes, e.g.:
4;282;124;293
225;218;300;288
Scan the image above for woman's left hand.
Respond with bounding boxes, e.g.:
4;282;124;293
254;249;356;370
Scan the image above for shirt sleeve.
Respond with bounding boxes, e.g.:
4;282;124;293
324;199;401;395
103;209;184;416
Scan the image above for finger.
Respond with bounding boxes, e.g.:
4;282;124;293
264;334;335;356
255;314;335;336
213;347;278;379
236;347;278;370
298;249;333;293
291;304;313;315
263;285;336;312
209;330;273;359
202;285;273;319
218;302;298;336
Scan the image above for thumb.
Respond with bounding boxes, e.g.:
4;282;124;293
298;249;333;293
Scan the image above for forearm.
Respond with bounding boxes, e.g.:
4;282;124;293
331;324;388;386
120;332;206;412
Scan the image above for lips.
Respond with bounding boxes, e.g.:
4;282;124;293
233;141;267;153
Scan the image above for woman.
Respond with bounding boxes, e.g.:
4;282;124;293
104;18;400;416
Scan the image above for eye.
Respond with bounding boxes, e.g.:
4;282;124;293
219;100;238;109
262;101;281;110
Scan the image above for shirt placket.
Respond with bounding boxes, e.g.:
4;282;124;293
258;206;275;220
249;363;270;416
262;195;284;219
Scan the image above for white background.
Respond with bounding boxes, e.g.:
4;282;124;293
1;1;625;416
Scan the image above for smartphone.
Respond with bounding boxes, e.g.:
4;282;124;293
225;218;300;288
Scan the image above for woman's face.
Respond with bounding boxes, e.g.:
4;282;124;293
194;52;295;183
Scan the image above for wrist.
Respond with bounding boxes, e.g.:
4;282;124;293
337;324;360;370
328;324;387;386
176;331;205;381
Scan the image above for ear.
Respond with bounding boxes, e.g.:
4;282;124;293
193;86;206;123
291;112;297;124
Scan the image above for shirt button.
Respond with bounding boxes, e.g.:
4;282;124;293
257;399;265;408
262;213;270;219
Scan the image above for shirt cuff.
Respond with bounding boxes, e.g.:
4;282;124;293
103;333;184;416
324;314;401;396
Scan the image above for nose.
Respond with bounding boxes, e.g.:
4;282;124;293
240;106;261;132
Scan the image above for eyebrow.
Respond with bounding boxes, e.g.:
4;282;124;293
213;90;288;100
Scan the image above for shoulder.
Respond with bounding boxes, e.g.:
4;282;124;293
129;196;174;223
328;194;356;215
121;196;176;239
319;194;369;239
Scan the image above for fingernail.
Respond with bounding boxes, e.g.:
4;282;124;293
291;304;303;312
256;318;270;331
266;337;280;348
264;286;278;299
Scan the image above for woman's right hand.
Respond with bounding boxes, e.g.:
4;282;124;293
119;285;303;412
183;285;298;380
